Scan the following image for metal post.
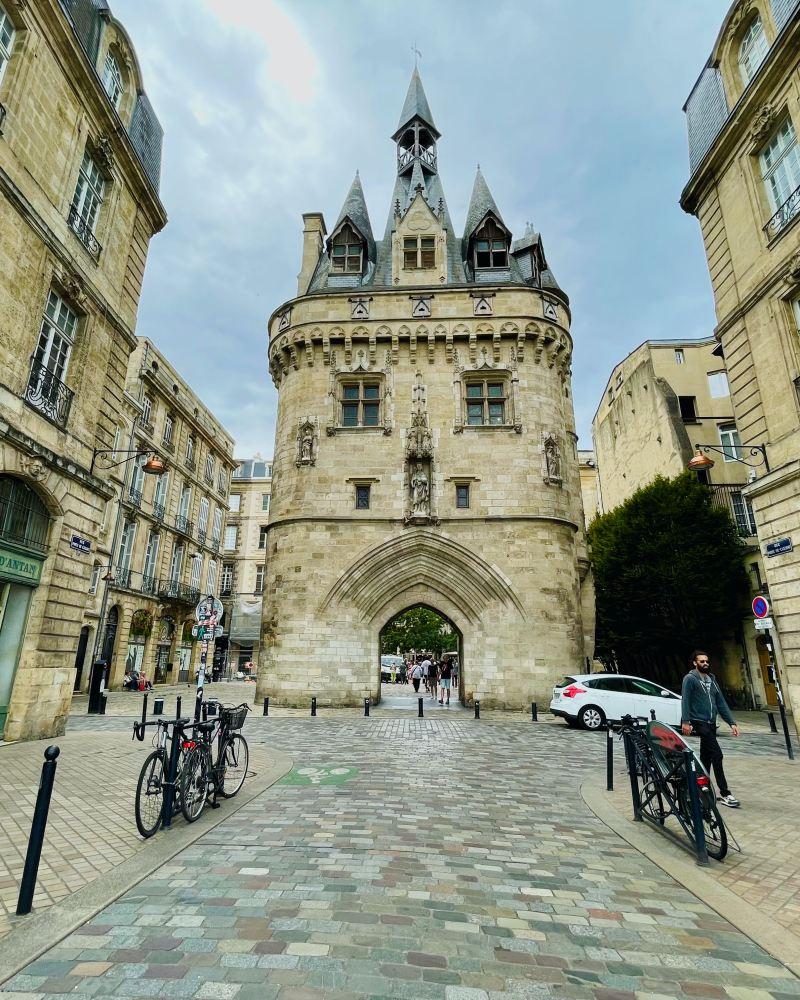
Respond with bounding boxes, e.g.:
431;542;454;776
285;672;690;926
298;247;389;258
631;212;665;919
311;697;317;717
606;728;614;791
684;749;709;866
474;701;480;720
202;701;208;722
531;701;538;722
364;698;370;717
623;733;642;822
777;698;794;760
263;696;269;717
141;694;148;726
16;746;60;916
153;697;164;716
161;720;183;830
176;696;182;718
767;711;778;734
767;629;794;760
194;644;207;723
418;697;423;718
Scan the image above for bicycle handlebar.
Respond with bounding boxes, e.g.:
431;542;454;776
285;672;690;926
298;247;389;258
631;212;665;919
132;716;192;742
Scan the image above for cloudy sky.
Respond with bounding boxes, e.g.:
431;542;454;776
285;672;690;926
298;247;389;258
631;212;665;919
113;0;730;457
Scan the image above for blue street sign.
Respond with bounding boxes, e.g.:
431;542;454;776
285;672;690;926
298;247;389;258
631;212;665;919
765;538;793;558
70;535;91;555
752;595;770;619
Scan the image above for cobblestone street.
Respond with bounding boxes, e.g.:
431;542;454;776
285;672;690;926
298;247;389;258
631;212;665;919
2;715;799;999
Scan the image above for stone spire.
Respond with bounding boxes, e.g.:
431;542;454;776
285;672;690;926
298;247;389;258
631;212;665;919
393;66;440;139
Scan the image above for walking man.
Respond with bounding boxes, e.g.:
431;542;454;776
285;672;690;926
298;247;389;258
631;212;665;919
439;658;453;705
410;660;423;693
681;650;740;808
421;656;432;693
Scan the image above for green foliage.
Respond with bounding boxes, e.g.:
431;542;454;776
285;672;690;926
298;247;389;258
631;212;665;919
380;606;454;656
588;474;750;681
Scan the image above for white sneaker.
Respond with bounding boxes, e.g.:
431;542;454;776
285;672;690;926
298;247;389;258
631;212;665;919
718;793;740;808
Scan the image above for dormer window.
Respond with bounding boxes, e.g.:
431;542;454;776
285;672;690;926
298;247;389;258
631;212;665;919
331;223;363;274
404;236;436;270
739;15;768;85
103;51;125;110
474;218;508;269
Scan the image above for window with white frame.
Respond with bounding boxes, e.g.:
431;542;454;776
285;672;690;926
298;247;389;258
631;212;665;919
142;531;159;583
221;562;234;595
262;493;270;512
89;562;101;595
258;526;268;549
255;566;265;594
102;51;125;110
0;3;15;85
198;497;209;536
163;414;174;445
190;554;202;591
212;506;222;544
206;559;218;595
674;349;685;365
739;15;768;85
27;291;78;414
707;370;730;398
169;542;184;583
719;423;743;461
141;395;153;427
217;468;227;493
71;150;106;234
129;454;146;498
228;494;241;513
185;435;195;465
178;485;192;518
731;491;758;536
224;525;237;550
153;472;168;513
117;520;136;572
205;454;214;482
793;297;800;333
760;119;800;213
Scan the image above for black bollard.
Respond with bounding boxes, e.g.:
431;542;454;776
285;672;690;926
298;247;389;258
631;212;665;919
263;696;270;717
474;701;480;720
153;697;164;716
606;728;614;791
17;746;60;915
767;711;778;733
99;693;107;715
311;697;317;717
176;696;182;718
364;698;370;717
202;701;208;722
418;697;423;718
531;701;538;722
778;699;795;760
141;694;148;727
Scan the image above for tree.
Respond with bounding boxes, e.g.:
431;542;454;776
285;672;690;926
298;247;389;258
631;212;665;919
380;606;454;656
588;473;750;687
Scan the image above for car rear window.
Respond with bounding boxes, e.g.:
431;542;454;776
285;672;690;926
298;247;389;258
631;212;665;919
554;676;577;689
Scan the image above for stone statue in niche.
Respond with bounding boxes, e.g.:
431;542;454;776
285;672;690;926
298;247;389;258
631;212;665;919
410;462;431;517
296;418;317;467
543;434;562;485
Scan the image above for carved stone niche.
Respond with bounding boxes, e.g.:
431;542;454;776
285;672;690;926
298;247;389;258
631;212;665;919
542;432;563;486
296;416;318;467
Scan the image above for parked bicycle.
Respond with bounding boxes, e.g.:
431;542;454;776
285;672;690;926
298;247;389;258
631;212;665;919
618;714;729;861
132;714;191;838
179;703;250;823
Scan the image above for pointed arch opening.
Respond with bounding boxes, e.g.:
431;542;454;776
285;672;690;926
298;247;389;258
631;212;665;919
379;603;462;708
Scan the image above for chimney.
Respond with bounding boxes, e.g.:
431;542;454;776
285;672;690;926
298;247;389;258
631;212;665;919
297;213;326;296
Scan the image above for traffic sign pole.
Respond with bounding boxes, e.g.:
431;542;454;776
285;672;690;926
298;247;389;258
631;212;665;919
194;595;222;723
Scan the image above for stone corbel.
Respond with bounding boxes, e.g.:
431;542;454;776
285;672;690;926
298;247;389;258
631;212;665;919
344;332;352;366
304;334;314;366
511;369;522;433
409;328;417;364
445;329;453;362
750;103;777;149
492;329;501;363
468;329;477;363
369;330;376;365
94;135;115;174
427;327;435;364
391;331;399;365
785;249;800;285
322;333;331;365
53;263;89;312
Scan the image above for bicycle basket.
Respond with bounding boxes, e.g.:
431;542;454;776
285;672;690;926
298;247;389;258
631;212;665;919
221;704;249;731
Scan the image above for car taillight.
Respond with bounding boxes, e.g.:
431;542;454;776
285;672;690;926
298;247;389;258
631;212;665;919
696;775;710;787
562;684;587;698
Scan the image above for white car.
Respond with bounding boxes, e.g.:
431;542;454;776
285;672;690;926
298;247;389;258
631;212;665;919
550;673;682;730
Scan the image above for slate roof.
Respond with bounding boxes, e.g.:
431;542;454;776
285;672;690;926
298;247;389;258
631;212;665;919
393;67;440;138
462;168;506;241
331;172;376;263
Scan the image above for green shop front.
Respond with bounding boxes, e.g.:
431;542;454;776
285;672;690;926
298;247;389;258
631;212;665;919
0;476;49;739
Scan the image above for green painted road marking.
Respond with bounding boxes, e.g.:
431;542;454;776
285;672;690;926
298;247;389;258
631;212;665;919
280;765;357;786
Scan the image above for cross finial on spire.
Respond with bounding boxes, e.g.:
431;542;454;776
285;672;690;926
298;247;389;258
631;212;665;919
412;43;422;68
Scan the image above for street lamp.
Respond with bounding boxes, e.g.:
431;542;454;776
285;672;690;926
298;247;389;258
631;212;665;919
90;448;166;477
688;442;770;475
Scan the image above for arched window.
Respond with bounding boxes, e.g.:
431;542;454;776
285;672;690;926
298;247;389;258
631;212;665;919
0;475;49;552
474;218;508;270
0;2;16;86
331;223;363;274
102;50;125;110
739;15;768;85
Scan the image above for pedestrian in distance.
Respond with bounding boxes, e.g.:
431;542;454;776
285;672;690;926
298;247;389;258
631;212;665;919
681;650;740;808
421;656;432;693
439;658;453;705
429;659;439;697
410;660;423;693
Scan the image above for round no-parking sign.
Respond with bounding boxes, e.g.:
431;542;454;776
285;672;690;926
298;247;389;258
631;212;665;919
752;595;770;619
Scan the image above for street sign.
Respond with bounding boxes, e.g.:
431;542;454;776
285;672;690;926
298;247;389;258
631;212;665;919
752;595;770;619
754;617;774;630
766;538;793;558
70;535;91;555
195;595;223;622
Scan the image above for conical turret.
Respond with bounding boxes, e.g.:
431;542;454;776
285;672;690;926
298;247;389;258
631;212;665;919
463;167;506;242
393;66;439;140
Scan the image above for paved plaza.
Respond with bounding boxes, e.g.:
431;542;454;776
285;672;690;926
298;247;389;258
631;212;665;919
1;712;800;999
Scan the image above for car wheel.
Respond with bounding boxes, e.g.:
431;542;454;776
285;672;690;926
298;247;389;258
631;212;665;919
579;705;606;731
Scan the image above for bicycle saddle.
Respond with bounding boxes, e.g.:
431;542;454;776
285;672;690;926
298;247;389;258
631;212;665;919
196;721;216;733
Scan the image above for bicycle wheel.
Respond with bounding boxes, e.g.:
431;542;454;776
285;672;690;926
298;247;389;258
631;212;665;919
700;793;728;861
135;750;166;838
180;749;209;822
217;734;249;798
639;776;665;825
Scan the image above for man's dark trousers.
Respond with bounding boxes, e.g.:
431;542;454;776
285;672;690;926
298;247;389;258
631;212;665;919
691;719;730;796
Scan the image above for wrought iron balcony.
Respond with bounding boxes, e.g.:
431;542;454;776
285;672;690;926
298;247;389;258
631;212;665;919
220;584;233;597
175;515;194;536
67;205;102;260
25;359;74;428
153;502;165;521
141;573;158;596
185;455;196;472
126;488;143;509
710;483;758;538
198;529;207;544
764;183;800;240
204;472;213;486
161;437;174;454
112;566;132;589
158;578;201;603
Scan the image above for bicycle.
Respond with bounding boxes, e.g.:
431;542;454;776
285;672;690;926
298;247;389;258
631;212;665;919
179;703;250;823
132;714;192;838
619;715;729;861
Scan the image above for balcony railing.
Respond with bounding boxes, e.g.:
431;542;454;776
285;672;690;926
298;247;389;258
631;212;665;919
161;438;175;454
710;484;758;538
153;502;165;521
198;529;206;545
764;183;800;240
158;578;201;604
25;359;74;428
67;205;102;260
109;568;159;596
175;515;194;536
185;455;196;472
112;566;132;589
126;488;143;509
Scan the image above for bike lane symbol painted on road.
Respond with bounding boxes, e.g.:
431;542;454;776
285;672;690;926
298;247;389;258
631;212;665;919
280;766;357;786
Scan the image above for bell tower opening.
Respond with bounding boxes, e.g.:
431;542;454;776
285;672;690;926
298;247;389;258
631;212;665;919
379;604;462;707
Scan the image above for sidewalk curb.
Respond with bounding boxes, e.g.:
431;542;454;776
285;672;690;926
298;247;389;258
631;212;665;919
0;750;293;988
581;779;800;979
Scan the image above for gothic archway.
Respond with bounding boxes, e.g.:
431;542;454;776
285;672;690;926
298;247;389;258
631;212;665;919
379;602;462;706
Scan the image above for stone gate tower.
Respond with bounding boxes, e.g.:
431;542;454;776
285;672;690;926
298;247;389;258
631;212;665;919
258;70;594;708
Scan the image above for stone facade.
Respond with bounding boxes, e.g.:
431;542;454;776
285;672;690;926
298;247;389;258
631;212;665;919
681;0;800;725
0;1;166;739
593;338;778;706
77;339;237;693
225;457;273;671
258;71;593;710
